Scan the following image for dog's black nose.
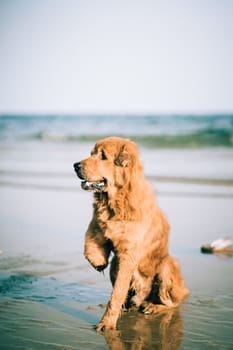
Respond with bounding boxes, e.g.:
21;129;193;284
73;162;82;171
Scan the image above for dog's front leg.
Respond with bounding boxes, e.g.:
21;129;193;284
96;257;135;332
84;220;112;272
84;232;111;272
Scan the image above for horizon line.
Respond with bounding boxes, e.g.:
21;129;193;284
1;111;233;117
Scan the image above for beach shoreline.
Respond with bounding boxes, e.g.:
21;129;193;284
0;178;233;349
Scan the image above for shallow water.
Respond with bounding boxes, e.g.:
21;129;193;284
0;253;232;349
0;297;107;350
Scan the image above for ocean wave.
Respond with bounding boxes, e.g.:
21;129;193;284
30;130;233;148
0;114;233;148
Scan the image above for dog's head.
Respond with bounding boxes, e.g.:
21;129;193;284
73;137;142;193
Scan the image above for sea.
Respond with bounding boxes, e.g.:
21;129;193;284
0;114;233;147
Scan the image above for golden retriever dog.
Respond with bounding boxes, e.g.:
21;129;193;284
73;137;189;332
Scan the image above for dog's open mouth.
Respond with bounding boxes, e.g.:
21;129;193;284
81;179;106;192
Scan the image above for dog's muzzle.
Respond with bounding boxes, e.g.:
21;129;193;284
73;162;106;192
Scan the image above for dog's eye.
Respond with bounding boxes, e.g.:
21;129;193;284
100;151;107;160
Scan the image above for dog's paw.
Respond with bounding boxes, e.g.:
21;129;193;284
141;302;168;315
95;319;117;333
140;302;160;314
85;256;108;272
95;264;107;272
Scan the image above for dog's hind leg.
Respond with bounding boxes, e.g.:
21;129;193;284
158;256;189;306
142;256;189;314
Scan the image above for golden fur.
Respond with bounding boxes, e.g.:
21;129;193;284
73;137;189;332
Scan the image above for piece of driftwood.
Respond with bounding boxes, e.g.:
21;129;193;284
201;238;233;254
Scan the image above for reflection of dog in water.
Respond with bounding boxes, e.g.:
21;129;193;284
74;137;189;332
103;308;183;350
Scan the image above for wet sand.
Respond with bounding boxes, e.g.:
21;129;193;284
0;180;233;349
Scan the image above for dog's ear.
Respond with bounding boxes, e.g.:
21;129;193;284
115;142;137;167
115;149;130;167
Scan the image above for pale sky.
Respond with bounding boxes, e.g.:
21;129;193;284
0;0;233;114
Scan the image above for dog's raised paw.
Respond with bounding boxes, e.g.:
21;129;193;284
95;264;107;272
